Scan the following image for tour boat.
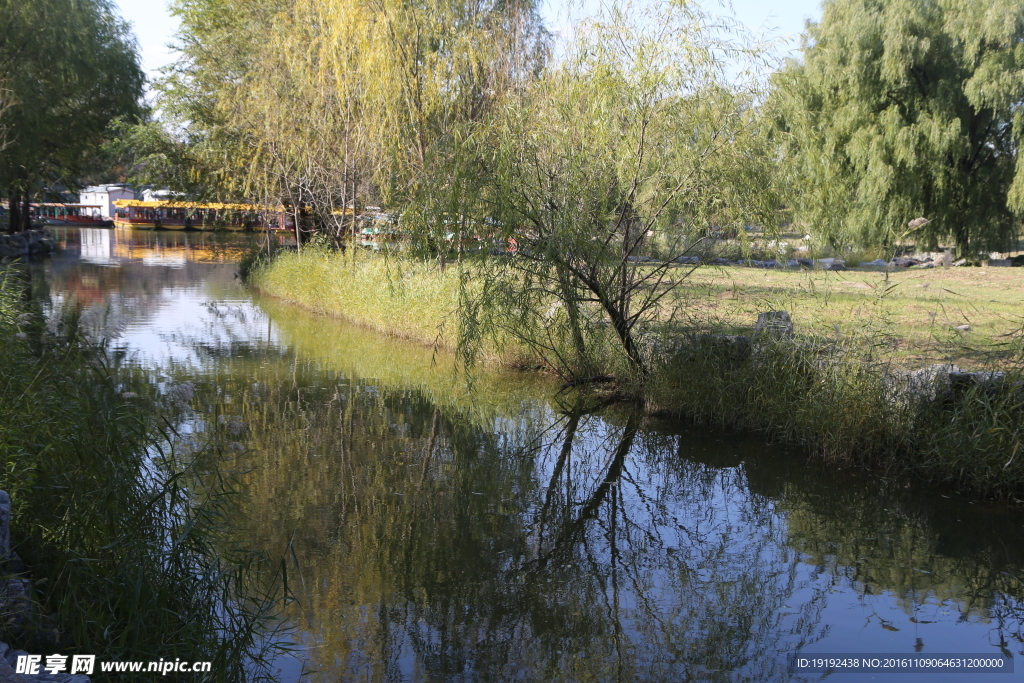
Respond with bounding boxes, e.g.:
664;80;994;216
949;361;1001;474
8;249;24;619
36;204;111;227
113;200;279;230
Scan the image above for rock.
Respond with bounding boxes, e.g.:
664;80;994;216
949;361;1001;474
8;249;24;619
912;261;936;269
664;333;751;363
908;217;930;230
708;257;733;266
952;258;966;267
885;364;962;406
755;311;794;339
700;334;751;360
796;258;814;267
860;259;889;267
988;259;1013;267
816;258;846;271
674;256;700;265
946;371;1024;402
786;259;800;267
954;324;970;332
0;648;90;681
890;257;920;268
166;382;195;408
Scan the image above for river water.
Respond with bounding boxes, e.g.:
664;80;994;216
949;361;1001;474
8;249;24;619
29;227;1024;681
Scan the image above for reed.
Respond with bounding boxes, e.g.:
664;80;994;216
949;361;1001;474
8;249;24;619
645;328;1024;498
0;271;289;681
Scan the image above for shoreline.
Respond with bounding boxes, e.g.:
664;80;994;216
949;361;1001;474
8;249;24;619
249;248;1024;501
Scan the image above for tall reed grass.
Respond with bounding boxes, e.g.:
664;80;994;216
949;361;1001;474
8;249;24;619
645;329;1024;498
0;271;289;681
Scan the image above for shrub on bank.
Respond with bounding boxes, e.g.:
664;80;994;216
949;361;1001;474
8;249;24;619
249;246;463;349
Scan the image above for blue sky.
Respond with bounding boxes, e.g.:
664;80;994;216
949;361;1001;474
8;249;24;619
113;0;825;87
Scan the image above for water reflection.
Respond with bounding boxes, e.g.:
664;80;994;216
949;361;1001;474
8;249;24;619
31;228;1024;682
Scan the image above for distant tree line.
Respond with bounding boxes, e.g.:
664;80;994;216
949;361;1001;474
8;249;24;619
132;0;1024;255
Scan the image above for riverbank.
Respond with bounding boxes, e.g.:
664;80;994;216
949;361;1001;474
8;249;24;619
0;269;286;678
249;249;1024;499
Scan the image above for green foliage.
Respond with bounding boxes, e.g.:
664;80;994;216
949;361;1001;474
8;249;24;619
0;272;287;680
162;0;546;230
774;0;1024;255
449;2;777;381
0;0;144;220
101;115;226;200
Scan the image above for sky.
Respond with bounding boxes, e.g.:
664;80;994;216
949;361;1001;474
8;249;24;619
113;0;825;89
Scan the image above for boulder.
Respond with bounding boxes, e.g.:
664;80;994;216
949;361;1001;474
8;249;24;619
0;644;89;682
884;364;962;406
816;258;846;271
860;259;889;268
0;491;8;562
755;311;794;339
890;257;920;268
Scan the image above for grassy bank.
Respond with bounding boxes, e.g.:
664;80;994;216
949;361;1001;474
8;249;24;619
248;247;467;350
0;271;287;680
250;249;1024;498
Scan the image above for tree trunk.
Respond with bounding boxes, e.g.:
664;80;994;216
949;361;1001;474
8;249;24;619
7;193;19;234
21;192;31;232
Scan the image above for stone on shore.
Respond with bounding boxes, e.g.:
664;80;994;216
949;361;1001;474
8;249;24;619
755;311;794;339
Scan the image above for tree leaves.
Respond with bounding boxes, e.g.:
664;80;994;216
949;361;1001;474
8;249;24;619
0;0;144;208
774;0;1024;256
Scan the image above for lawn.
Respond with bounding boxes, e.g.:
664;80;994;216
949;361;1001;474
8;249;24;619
673;264;1024;370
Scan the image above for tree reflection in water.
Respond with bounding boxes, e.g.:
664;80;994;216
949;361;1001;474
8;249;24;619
226;372;828;682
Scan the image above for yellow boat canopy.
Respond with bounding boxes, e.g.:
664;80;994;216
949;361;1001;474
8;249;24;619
113;200;285;211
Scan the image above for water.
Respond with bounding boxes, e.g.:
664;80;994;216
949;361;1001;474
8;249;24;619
29;227;1024;681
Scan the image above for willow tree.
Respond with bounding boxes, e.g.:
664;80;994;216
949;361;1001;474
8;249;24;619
0;0;144;232
167;0;546;242
773;0;1024;255
458;2;777;381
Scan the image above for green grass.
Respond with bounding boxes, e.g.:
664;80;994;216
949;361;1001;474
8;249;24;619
0;270;289;681
646;333;1024;498
673;264;1024;369
249;247;466;349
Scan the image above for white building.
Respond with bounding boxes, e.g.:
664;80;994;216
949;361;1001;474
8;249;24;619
78;185;136;219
